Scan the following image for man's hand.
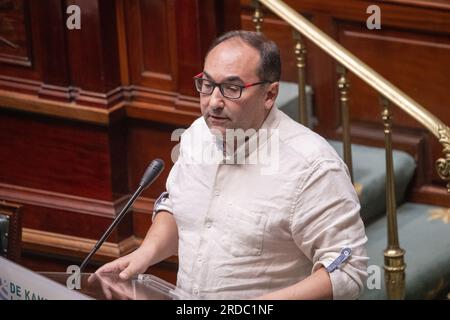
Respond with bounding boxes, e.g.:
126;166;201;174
95;248;152;280
88;272;136;300
94;210;178;281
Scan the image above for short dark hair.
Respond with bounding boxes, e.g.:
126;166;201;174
206;30;281;83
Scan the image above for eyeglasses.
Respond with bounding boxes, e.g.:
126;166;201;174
193;72;269;99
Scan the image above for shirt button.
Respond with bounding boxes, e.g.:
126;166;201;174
214;190;220;196
193;287;199;295
205;222;212;228
197;257;202;263
256;250;262;255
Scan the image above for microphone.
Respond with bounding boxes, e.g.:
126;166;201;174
79;159;165;272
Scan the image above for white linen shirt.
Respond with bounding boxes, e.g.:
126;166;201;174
154;106;368;300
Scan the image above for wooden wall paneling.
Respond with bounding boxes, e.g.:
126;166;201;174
125;0;241;125
21;228;136;263
123;0;199;124
125;0;177;92
127;116;183;244
127;118;179;200
308;14;340;137
0;184;136;260
0;0;42;93
281;0;450;34
337;23;450;129
0;89;126;125
133;200;153;239
0;111;135;261
107;118;135;244
115;0;130;86
109;119;129;198
0;110;115;200
97;0;121;92
0;181;129;219
174;0;241;103
215;0;243;35
21;204;118;241
35;0;72;102
410;184;450;207
65;0;122;108
380;0;450;11
174;0;219;98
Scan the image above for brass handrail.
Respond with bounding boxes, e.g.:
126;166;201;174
258;0;450;193
255;0;450;300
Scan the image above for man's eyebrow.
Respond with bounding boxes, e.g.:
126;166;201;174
223;76;244;83
202;71;244;83
202;71;212;79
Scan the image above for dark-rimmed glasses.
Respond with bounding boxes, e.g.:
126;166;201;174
193;72;269;99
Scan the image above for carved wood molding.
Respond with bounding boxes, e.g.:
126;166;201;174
22;227;179;264
22;228;138;260
133;196;155;214
436;125;450;193
377;0;450;10
0;75;40;93
0;73;128;109
126;101;200;127
125;86;201;126
37;85;126;109
0;83;200;126
0;89;125;125
0;183;129;218
67;87;126;109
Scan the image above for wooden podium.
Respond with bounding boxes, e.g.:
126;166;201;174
0;256;181;300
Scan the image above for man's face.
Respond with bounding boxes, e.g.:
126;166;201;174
200;38;278;137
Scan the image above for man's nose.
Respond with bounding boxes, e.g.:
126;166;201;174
209;86;225;110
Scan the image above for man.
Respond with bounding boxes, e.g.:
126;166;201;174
96;30;368;300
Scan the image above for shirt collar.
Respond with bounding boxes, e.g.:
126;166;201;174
216;106;281;164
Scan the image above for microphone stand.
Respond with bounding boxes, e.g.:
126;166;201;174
78;159;164;273
79;184;146;272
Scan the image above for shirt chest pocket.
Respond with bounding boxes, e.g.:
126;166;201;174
221;205;268;257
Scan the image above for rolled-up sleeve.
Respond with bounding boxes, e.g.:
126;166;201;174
291;159;368;300
152;161;179;221
152;191;173;221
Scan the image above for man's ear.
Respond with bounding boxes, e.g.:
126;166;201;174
264;82;279;110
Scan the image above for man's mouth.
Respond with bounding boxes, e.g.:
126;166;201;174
208;115;229;124
210;115;227;120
